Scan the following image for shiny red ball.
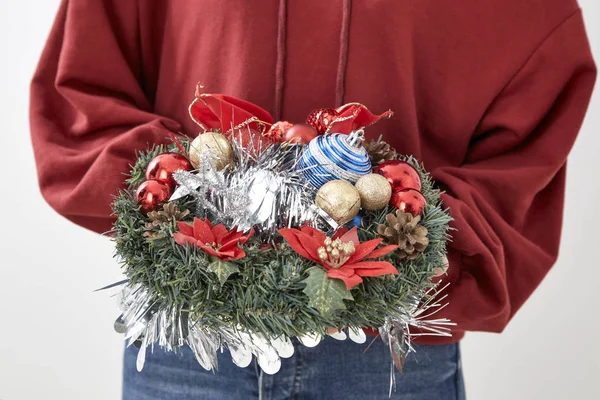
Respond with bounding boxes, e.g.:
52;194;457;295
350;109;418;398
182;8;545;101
390;189;427;216
306;108;339;134
373;160;422;192
283;124;319;144
145;152;192;187
135;180;172;213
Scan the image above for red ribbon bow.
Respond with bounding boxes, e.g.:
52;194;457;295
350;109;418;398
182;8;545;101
189;85;274;137
188;84;393;139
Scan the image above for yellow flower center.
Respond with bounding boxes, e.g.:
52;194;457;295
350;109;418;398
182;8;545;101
318;237;356;268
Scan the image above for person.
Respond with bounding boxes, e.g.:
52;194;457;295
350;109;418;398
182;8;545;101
30;0;595;399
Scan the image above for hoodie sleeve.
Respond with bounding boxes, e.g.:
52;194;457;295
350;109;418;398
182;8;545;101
432;10;596;333
30;0;181;234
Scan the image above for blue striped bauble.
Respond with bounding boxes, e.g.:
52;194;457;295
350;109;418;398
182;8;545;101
298;132;372;189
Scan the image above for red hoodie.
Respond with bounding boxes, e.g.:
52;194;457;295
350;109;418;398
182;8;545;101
30;0;596;344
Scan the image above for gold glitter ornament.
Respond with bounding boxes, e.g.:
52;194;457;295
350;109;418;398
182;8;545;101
189;132;233;171
315;180;361;225
355;174;392;211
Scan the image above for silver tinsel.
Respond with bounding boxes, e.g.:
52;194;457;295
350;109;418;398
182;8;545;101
111;279;453;398
113;282;369;375
378;282;455;396
170;130;325;241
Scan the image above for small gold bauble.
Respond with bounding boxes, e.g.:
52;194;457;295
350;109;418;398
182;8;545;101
189;132;233;171
315;180;361;225
355;174;392;211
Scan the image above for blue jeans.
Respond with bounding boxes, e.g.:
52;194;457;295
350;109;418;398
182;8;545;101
123;337;465;399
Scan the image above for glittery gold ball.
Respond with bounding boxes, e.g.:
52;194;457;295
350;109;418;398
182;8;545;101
189;132;233;171
315;180;361;225
355;174;392;211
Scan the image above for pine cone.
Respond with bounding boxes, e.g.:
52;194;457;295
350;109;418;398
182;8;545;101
377;210;429;260
144;203;190;239
364;140;397;165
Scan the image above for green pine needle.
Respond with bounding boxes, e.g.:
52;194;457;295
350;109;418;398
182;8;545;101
111;144;453;338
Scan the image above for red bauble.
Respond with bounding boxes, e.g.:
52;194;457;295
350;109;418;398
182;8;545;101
283;123;319;144
373;160;422;192
306;108;338;134
135;180;172;213
145;152;193;187
390;189;427;216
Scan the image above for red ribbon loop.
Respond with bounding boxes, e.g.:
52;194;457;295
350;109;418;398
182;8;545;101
189;85;275;136
188;85;393;142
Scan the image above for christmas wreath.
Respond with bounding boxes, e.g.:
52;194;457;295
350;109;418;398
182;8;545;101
107;88;453;375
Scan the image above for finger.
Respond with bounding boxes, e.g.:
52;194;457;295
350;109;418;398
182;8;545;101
433;256;449;277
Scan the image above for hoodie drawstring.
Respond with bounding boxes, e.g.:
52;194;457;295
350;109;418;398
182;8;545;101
336;0;352;107
274;0;287;121
274;0;352;120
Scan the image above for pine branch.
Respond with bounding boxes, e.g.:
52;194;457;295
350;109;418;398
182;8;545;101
110;139;453;338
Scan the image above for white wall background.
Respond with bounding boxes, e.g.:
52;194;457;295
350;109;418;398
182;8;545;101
0;1;597;399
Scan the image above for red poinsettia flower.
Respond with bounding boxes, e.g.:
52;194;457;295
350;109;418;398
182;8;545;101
278;226;399;289
174;217;254;261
